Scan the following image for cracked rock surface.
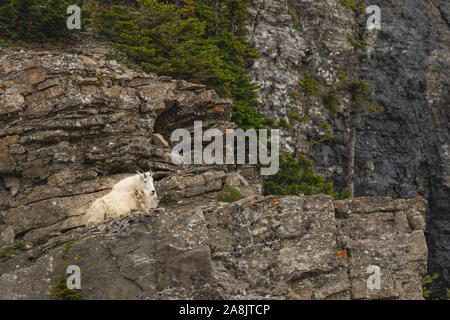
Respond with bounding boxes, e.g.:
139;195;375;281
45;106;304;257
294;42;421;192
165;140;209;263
0;48;233;241
0;196;428;300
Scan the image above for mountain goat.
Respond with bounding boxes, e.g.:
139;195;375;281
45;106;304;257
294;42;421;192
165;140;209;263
84;170;157;226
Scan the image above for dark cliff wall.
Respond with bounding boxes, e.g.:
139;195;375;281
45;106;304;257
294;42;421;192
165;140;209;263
345;0;449;297
248;0;449;297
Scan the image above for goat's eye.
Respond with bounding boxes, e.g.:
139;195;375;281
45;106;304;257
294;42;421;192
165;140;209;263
144;179;147;183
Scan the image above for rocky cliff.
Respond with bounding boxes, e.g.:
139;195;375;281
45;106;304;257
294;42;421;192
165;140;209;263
0;47;234;242
0;195;428;300
247;0;449;297
0;43;430;299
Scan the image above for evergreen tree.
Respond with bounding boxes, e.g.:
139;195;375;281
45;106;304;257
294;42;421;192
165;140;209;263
264;153;338;198
336;0;382;196
0;0;87;42
95;0;272;130
334;71;382;196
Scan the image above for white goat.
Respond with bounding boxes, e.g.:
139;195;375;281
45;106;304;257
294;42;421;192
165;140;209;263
84;170;157;226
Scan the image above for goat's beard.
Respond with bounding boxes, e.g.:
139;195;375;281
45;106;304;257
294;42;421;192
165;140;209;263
142;189;157;199
136;190;158;212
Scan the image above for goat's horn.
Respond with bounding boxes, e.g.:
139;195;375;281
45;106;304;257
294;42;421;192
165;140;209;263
136;166;144;174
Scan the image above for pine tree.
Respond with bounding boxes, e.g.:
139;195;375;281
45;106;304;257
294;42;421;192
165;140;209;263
263;153;338;198
94;0;272;130
334;71;382;196
288;74;335;157
336;0;382;196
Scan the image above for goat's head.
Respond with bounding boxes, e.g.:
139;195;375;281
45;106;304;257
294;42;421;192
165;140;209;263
136;170;156;197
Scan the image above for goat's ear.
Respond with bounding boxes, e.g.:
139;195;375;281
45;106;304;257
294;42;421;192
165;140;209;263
136;171;144;178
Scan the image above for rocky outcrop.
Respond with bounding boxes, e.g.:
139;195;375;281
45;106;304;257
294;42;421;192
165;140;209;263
246;0;306;120
247;0;450;297
0;195;427;300
0;48;234;242
247;0;354;119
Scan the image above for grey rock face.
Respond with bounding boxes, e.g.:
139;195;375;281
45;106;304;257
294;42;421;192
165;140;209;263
0;196;428;300
0;226;14;247
247;0;307;119
355;0;450;298
0;48;232;241
248;0;449;297
247;0;355;154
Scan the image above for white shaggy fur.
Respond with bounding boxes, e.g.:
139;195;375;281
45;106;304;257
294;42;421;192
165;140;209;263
85;171;157;226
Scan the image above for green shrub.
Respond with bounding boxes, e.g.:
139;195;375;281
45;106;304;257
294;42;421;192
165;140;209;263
42;42;53;50
31;235;51;246
0;239;29;262
335;211;346;219
338;0;366;13
320;90;340;118
0;0;88;42
289;74;322;112
422;273;439;299
105;51;133;68
13;239;26;250
319;121;331;130
0;38;12;47
275;117;291;130
216;186;244;202
48;275;86;300
347;35;367;49
287;74;337;149
48;240;86;300
338;187;352;200
287;110;310;123
264;153;339;198
0;249;19;261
